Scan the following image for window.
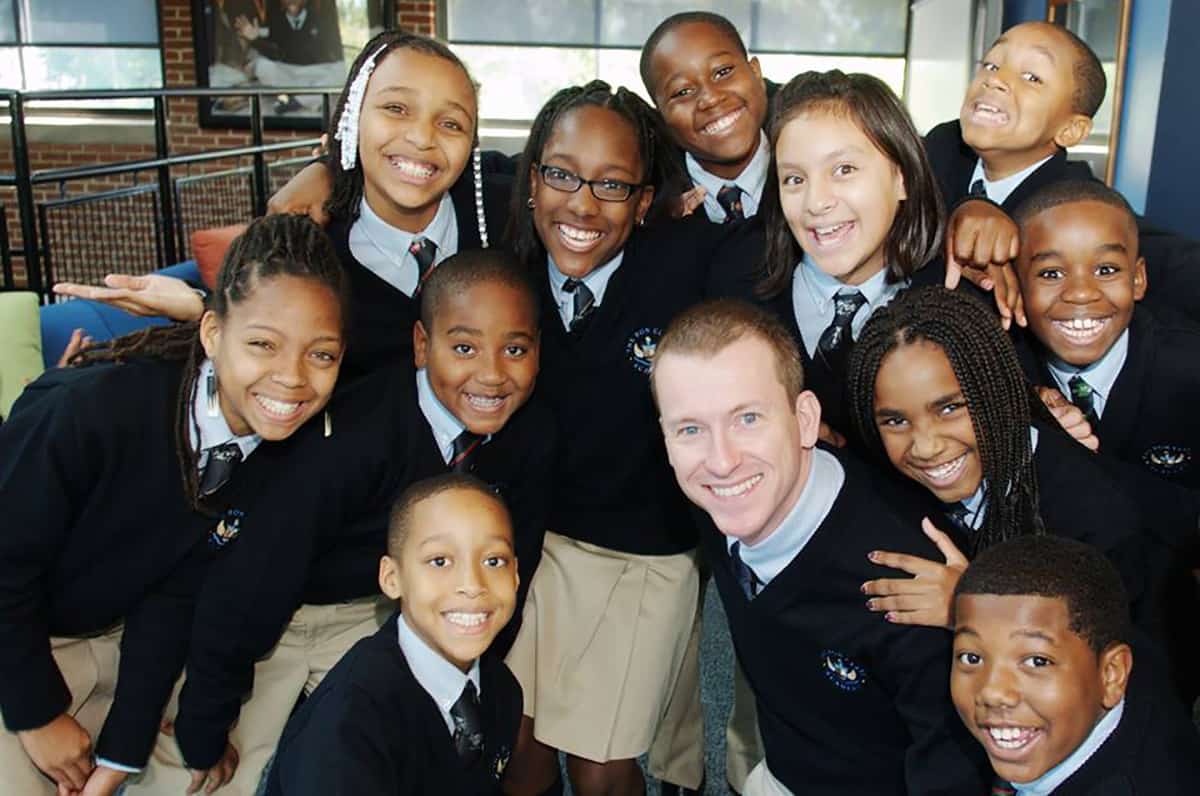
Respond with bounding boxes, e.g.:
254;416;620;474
444;0;908;123
0;0;163;92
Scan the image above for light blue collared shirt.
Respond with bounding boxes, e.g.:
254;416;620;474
1013;699;1125;795
348;193;459;297
726;448;845;587
417;368;490;465
1045;329;1129;421
547;252;623;331
397;612;482;736
969;155;1053;206
955;426;1040;530
792;256;908;358
190;358;263;470
686;131;770;223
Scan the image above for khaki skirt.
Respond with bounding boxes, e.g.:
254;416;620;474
505;530;699;762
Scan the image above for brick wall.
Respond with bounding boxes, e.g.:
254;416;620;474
1;0;438;289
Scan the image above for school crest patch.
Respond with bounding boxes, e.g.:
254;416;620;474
625;326;664;374
1142;444;1192;476
209;508;244;549
820;650;867;692
493;745;512;780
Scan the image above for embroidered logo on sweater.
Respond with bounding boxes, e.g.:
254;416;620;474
820;650;867;692
1143;444;1192;476
209;508;244;548
625;327;664;374
493;745;511;780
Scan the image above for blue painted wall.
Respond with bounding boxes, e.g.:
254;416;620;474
1002;0;1045;29
1113;0;1171;214
1140;2;1196;236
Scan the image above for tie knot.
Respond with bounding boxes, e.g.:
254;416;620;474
1068;374;1093;401
969;178;987;197
833;290;867;318
199;442;243;498
563;277;584;293
450;430;483;472
716;183;745;222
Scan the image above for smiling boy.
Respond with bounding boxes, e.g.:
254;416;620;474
265;474;524;794
951;535;1200;794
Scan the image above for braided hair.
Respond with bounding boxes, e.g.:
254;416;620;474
73;214;348;509
325;30;478;226
845;286;1044;553
505;79;686;270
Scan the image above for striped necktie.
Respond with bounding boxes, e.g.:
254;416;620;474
562;277;595;331
199;442;242;498
817;290;867;372
716;183;745;222
450;430;483;473
410;236;438;295
1068;374;1100;427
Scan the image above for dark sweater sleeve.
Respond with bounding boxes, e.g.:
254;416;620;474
874;624;989;794
0;381;98;731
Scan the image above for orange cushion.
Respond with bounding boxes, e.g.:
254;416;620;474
191;223;249;289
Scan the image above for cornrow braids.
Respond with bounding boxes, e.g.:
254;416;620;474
325;30;478;226
73;214;348;510
504;79;686;271
846;286;1044;554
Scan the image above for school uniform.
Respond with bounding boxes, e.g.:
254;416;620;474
143;364;552;791
0;358;271;789
264;611;522;795
505;217;753;763
923;120;1200;324
702;446;989;795
1003;648;1200;795
326;161;513;380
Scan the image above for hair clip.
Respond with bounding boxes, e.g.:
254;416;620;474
206;370;220;418
334;44;389;171
473;146;489;249
323;410;333;438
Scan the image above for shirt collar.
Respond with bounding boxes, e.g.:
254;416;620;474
970;154;1054;206
799;254;902;314
726;447;845;586
1014;699;1125;796
286;8;307;27
349;193;459;296
397;611;482;737
190;359;263;467
685;131;771;223
1045;328;1130;411
956;426;1039;529
416;368;469;465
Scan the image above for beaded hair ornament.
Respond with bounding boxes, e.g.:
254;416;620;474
333;42;489;248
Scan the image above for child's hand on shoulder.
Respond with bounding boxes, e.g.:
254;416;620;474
862;518;969;630
944;199;1026;329
1037;386;1100;451
675;185;707;219
17;712;94;792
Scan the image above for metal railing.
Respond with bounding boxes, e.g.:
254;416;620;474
1;86;340;298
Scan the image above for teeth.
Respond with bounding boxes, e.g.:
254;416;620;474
466;393;505;410
557;224;602;242
702;108;744;135
255;395;301;417
710;474;762;498
922;454;966;482
1052;317;1109;342
976;103;1001;113
987;726;1038;749
811;222;852;245
389;156;436;179
445;612;487;628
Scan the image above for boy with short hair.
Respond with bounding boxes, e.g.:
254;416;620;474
651;299;989;795
951;535;1200;794
265;473;524;794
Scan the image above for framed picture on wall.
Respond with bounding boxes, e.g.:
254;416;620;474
192;0;393;130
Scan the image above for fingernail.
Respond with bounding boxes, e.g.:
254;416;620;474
866;599;876;610
860;583;868;594
885;612;897;622
868;551;880;562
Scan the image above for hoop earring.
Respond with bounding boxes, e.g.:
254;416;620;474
527;197;535;210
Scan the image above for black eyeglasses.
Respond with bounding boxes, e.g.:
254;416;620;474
535;163;645;202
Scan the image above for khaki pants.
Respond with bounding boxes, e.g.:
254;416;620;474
646;576;706;789
127;597;389;795
743;760;795;796
0;628;123;795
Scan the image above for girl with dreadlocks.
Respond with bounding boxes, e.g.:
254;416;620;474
55;30;510;382
846;285;1147;633
0;214;346;796
497;80;754;796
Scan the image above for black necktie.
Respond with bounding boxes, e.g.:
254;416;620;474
729;541;760;600
562;278;595;331
1068;375;1100;427
450;680;484;764
969;178;987;197
450;430;483;473
944;502;973;534
817;290;867;373
199;442;242;498
716;183;745;223
410;237;438;295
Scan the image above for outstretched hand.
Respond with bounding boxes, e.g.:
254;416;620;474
943;198;1026;329
53;273;205;322
861;517;969;629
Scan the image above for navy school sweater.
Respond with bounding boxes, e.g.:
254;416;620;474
0;358;276;768
702;447;990;794
264;611;522;796
536;216;760;554
173;363;554;768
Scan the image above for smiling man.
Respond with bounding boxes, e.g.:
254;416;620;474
649;299;989;796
